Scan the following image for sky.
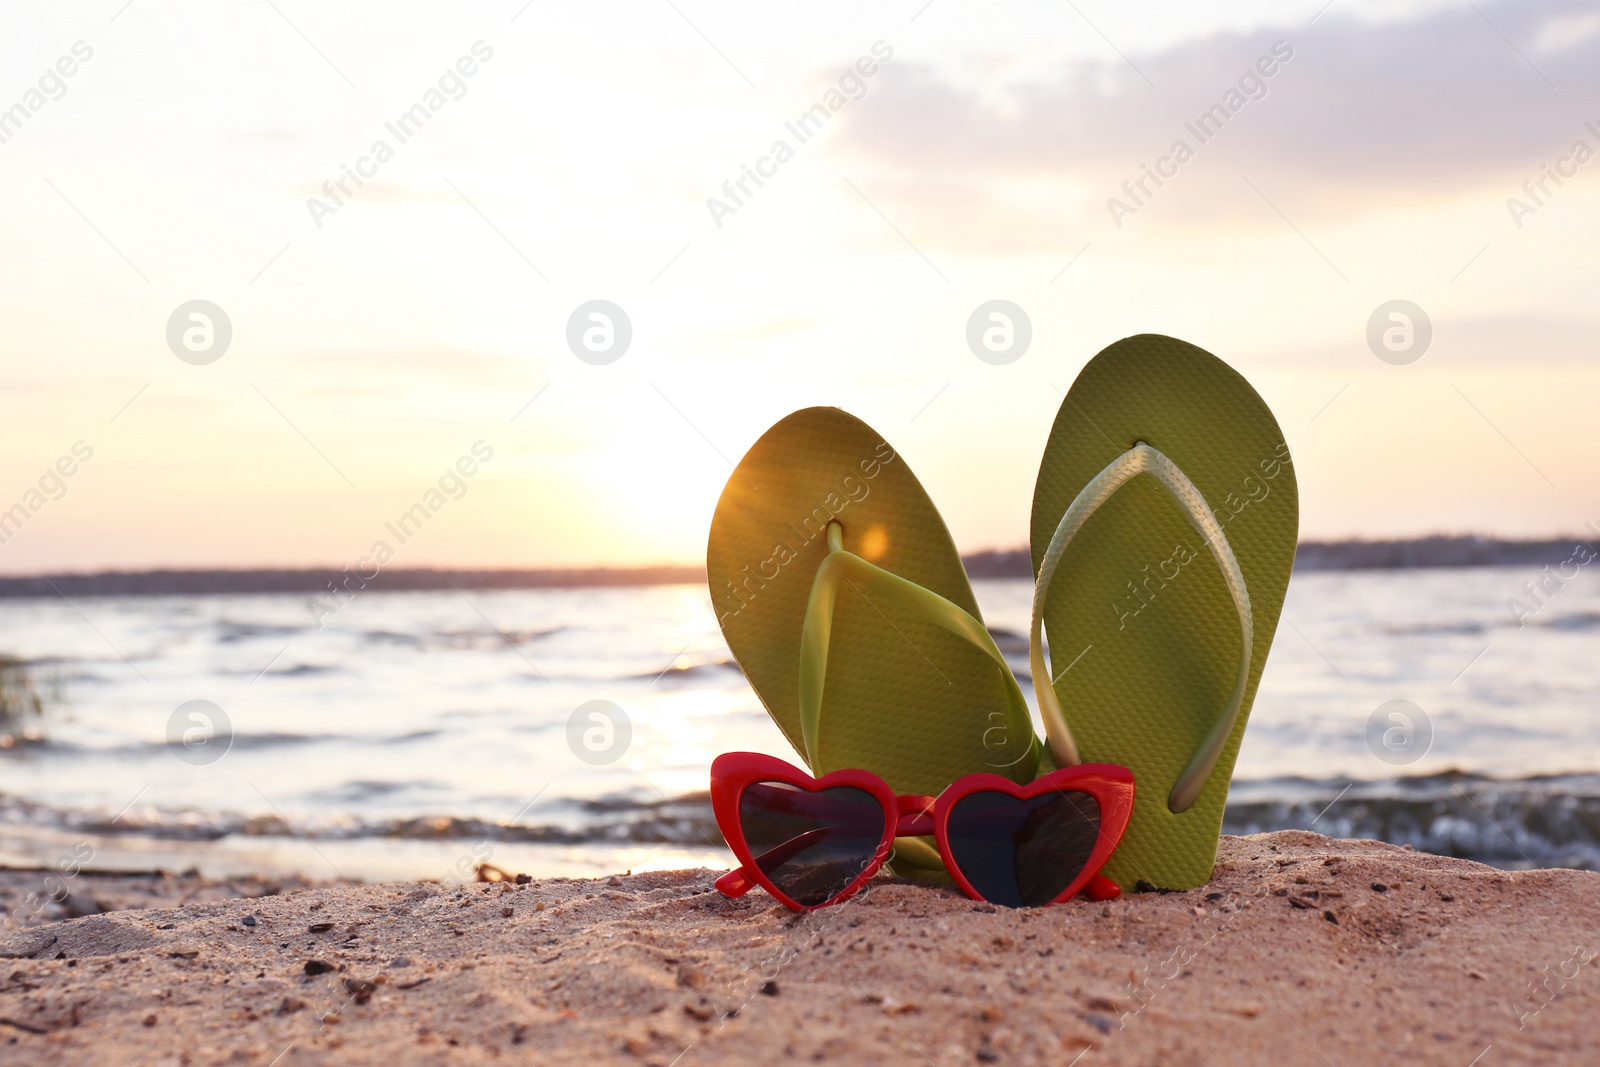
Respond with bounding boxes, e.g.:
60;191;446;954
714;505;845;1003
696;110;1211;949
1;0;1597;572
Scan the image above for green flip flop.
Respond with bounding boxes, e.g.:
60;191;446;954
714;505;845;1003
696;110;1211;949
1028;336;1298;890
709;407;1041;876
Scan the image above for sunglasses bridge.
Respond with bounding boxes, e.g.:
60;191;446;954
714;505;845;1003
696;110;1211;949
891;794;937;837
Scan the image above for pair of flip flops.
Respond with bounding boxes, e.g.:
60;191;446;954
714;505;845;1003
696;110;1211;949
708;335;1298;890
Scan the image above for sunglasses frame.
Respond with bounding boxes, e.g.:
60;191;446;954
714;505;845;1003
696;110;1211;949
711;751;1135;912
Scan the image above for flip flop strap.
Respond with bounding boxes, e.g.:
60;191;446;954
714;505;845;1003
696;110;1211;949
1030;442;1253;813
798;522;1040;783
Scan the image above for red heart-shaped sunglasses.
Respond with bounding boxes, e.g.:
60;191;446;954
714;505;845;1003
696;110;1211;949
711;752;1135;911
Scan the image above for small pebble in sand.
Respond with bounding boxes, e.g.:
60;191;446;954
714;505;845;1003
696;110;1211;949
760;981;778;996
1371;883;1388;892
304;959;335;976
343;977;377;1005
241;915;257;927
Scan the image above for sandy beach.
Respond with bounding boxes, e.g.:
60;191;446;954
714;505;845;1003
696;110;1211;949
2;831;1596;1065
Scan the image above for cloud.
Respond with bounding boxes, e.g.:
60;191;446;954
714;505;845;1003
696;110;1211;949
1535;12;1600;54
836;0;1600;237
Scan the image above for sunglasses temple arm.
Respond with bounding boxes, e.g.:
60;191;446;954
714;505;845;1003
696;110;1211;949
715;868;754;898
892;794;937;837
714;826;843;899
1086;873;1120;902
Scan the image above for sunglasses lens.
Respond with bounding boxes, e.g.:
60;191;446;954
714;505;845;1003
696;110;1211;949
738;781;885;906
944;789;1101;908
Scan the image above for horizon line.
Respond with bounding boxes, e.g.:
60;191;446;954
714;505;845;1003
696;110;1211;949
0;533;1592;597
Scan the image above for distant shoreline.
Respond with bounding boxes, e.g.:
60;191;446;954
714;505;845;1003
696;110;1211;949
0;565;707;599
963;534;1599;578
0;535;1591;597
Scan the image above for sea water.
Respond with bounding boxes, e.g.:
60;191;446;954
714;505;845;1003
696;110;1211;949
1;566;1597;881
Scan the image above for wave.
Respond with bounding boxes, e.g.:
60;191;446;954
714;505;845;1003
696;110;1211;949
270;663;339;677
0;791;722;848
985;627;1030;657
1380;613;1600;636
1534;611;1600;632
3;771;1597;870
0;731;367;760
306;780;449;803
627;660;741;684
1379;622;1489;636
406;627;565;649
217;620;304;643
1224;770;1600;870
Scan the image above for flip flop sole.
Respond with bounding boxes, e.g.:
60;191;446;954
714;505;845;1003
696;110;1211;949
710;407;1031;796
1031;336;1297;890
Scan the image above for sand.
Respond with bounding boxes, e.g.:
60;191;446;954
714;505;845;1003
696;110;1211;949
2;831;1598;1066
